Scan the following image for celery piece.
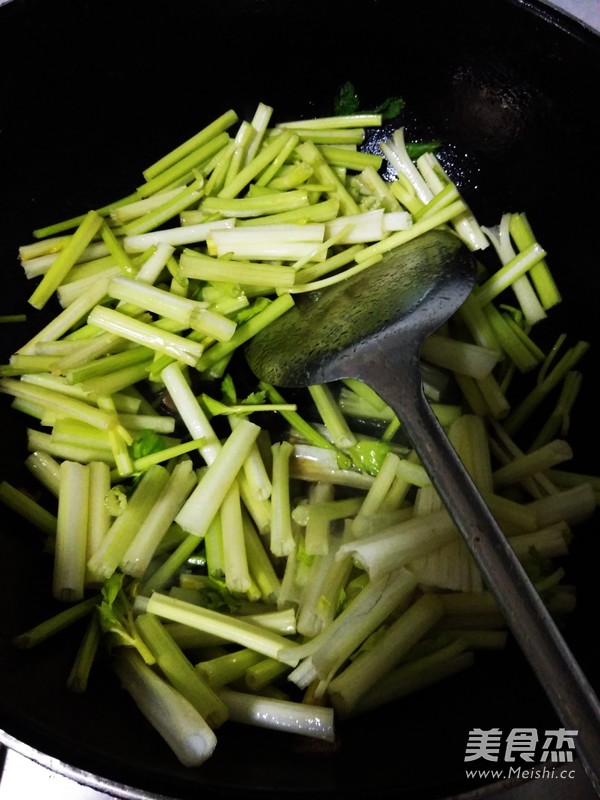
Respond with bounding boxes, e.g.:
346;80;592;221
220;480;252;594
87;464;170;582
143;110;239;181
53;460;90;602
269;440;295;557
121;459;197;578
28;211;105;310
179;249;295;289
217;687;335;742
175;419;260;537
196;294;295;373
196;647;264;688
308;384;357;449
113;649;218;767
13;594;101;649
136;612;229;728
66;612;102;693
0;479;57;538
328;593;444;714
146;593;299;665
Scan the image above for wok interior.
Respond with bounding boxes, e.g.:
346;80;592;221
1;1;599;797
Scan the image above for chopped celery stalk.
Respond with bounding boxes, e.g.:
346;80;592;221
112;649;218;767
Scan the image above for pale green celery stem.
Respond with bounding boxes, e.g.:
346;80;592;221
54;461;90;602
147;593;299;664
13;594;100;649
19;372;137;412
196;294;295;372
529;371;582;451
66;612;102;692
327;593;444;713
528;483;596;528
124;438;206;478
493;439;572;491
179;249;295;289
52;331;134;374
294;243;363;284
136;612;229;728
336;509;458;582
25;450;61;497
270;441;295;557
355;199;467;263
351;451;402;536
246;102;273;163
244;657;289;691
18;277;113;355
204;514;226;579
341;379;387;411
292;496;363;527
87;306;203;367
308;384;357;449
416;152;488;250
229;417;272;502
112;649;218;767
456;293;502;352
196;647;264;687
294;140;359;215
220;479;252;594
354;165;402;212
319;145;382;172
296;531;345;637
217;687;335;742
288;444;374;491
124;176;207;236
474;243;547;306
143;110;238;180
284;129;364;145
380;129;433;204
136;134;229;201
122;219;234;254
79;360;154;400
304;482;334;555
201;189;310;218
161;362;221;464
285;567;417;681
509;212;561;309
27;429;115;467
87;464;170;581
119;414;175;434
133;242;175;284
217;129;298;200
260;383;337;453
280;113;381;129
505;340;589;436
28;210;104;310
0;378;116;431
121;460;197;579
545;469;600;503
65;345;153;384
352;642;473;716
421;333;500;380
266;162;314;191
448;414;493;494
242;509;281;603
29;193;137;239
21;241;110;280
225;121;255;183
482;303;543;373
254;132;300;187
86;461;111;568
110;188;185;225
0;480;57;538
100;221;136;276
175;419;261;537
237;197;340;227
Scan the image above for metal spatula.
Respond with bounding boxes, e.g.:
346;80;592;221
245;228;600;793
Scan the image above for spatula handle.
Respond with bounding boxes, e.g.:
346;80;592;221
374;369;600;795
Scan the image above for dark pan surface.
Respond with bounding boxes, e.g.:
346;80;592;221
1;1;599;797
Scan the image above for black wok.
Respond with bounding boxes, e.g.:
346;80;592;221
1;0;599;798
